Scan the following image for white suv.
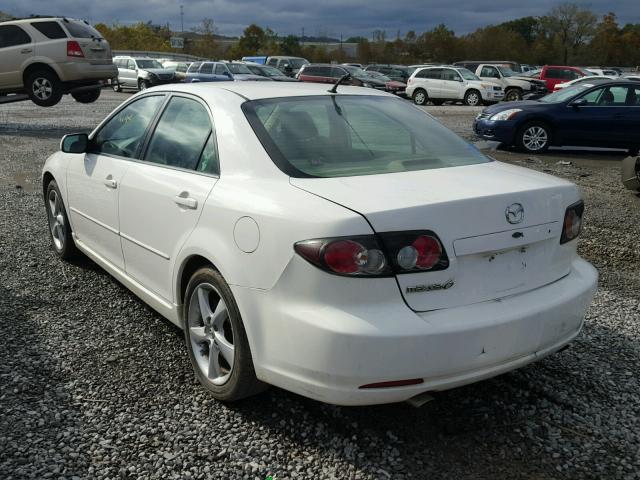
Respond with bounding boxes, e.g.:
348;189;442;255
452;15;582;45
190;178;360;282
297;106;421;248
407;66;503;106
0;17;116;106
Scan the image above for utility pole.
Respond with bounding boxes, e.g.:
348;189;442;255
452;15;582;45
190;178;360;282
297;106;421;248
301;27;304;45
180;5;184;33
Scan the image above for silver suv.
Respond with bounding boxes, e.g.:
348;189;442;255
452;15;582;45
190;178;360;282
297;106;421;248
112;56;176;92
0;17;116;106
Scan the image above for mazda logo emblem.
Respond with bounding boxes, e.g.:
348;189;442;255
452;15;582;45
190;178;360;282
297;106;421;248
505;203;524;224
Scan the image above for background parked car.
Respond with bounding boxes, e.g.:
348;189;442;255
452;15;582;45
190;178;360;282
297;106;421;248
364;70;406;96
185;61;231;83
162;61;192;82
112;56;175;91
298;64;391;91
474;81;640;153
224;62;272;81
457;63;545;101
0;17;116;106
407;66;503;106
265;56;309;77
554;75;614;91
455;60;523;73
537;65;591;91
364;64;412;84
244;63;298;82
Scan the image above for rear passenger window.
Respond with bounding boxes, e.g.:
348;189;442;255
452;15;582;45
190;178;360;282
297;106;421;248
546;68;562;79
0;25;32;48
200;63;214;74
197;134;219;175
31;21;67;39
145;97;212;171
424;69;442;80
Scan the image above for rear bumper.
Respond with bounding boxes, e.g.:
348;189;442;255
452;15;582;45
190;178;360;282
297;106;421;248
57;62;118;82
232;257;597;405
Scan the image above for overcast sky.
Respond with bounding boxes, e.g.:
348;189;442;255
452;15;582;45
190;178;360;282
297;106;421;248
4;0;640;38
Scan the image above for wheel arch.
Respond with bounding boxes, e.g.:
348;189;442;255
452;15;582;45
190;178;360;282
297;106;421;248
23;62;61;85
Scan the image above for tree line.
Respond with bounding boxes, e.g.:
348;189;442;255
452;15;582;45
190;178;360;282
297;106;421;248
4;3;639;66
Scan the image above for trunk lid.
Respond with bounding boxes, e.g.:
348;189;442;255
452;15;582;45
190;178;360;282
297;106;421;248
291;161;579;311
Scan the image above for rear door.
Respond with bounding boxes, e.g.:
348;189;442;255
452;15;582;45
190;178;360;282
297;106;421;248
30;21;68;66
118;94;219;302
0;25;34;89
67;94;166;270
421;68;444;98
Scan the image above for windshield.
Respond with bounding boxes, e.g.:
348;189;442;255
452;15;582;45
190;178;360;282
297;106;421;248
227;64;252;74
261;66;284;76
136;60;163;69
242;96;489;178
539;84;593;103
288;58;308;69
497;67;517;77
343;66;370;78
459;68;479;80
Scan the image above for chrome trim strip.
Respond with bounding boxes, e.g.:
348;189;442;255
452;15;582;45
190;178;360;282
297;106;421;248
69;207;119;235
120;232;170;260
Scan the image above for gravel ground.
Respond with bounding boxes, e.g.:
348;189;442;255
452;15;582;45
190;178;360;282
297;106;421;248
1;90;639;479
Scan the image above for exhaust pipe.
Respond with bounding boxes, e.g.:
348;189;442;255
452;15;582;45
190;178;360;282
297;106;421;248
405;392;435;408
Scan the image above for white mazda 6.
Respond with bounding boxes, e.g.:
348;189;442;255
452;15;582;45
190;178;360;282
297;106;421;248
42;82;598;405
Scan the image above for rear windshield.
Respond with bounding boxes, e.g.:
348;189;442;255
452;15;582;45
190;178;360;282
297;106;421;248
288;58;308;69
243;95;489;178
63;20;102;39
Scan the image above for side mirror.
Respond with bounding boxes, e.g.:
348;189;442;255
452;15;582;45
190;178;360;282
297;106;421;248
223;71;232;78
61;133;89;154
570;98;587;108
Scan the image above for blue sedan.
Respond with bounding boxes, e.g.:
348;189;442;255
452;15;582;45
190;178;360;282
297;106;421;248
474;80;640;154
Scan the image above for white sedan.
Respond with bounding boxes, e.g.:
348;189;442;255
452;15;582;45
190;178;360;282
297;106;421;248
43;83;598;405
553;75;616;90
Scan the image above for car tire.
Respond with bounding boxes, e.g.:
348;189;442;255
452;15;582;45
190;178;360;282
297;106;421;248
45;179;78;260
517;121;551;153
183;267;266;402
464;89;481;106
505;88;522;102
26;70;63;107
138;79;149;91
71;88;101;104
413;89;428;106
112;79;122;92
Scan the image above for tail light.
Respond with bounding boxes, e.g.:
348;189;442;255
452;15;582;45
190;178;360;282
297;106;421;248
67;41;84;58
294;230;449;277
560;201;584;244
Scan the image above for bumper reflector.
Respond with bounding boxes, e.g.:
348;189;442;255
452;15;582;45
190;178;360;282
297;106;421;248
359;378;424;389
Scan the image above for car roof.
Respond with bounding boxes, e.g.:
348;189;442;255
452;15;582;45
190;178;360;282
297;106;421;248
148;82;392;101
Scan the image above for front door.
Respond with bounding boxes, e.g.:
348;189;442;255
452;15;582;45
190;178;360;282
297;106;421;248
0;25;34;89
67;94;166;269
440;68;464;99
118;95;219;302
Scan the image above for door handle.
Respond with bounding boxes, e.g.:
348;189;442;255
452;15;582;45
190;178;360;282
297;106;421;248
174;192;198;209
104;176;117;189
21;48;32;54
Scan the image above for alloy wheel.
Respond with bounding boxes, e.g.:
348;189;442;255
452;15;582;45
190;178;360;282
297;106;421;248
47;189;65;251
414;91;426;105
33;78;53;100
523;126;548;151
466;92;480;106
188;283;235;385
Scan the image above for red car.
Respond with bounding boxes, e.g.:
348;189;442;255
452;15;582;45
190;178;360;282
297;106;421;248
538;65;591;91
